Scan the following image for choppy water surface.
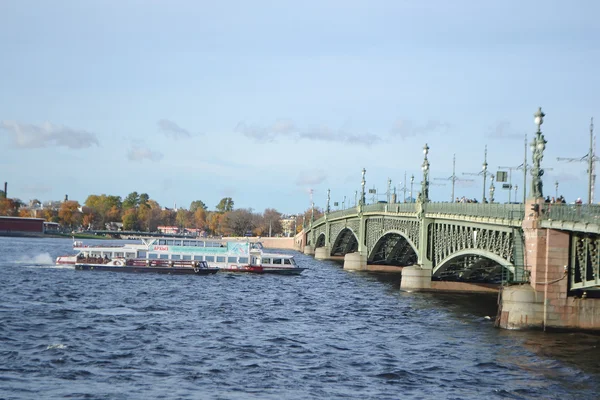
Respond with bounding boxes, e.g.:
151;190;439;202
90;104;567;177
1;236;600;399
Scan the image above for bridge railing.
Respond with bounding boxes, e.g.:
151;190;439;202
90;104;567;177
539;203;600;225
425;203;525;220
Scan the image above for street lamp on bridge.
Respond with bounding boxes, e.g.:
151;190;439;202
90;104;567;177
361;168;366;206
421;144;430;202
489;174;495;203
462;145;488;202
530;107;547;199
410;175;414;203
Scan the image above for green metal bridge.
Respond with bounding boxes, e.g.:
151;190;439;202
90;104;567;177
303;202;600;290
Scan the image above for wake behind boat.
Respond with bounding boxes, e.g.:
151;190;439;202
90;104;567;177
56;237;305;275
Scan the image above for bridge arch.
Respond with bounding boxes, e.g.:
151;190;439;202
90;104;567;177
331;227;359;256
433;249;516;283
368;230;418;266
315;233;326;248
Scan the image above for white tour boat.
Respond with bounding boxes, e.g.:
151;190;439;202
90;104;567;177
56;238;305;275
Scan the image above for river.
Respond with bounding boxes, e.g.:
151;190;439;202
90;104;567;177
1;236;599;399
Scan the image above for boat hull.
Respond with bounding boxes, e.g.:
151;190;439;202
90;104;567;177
74;263;219;275
219;265;306;275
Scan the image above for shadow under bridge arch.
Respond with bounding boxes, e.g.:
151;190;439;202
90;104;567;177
433;249;519;284
368;232;417;266
315;233;326;248
331;228;359;256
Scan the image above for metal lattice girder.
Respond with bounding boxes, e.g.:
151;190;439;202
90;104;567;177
430;221;514;268
331;228;358;255
365;216;420;256
571;233;600;289
329;219;359;248
369;233;417;266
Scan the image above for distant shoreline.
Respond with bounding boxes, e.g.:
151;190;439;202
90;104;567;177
0;232;112;240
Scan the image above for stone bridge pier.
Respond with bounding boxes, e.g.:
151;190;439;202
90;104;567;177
496;199;600;331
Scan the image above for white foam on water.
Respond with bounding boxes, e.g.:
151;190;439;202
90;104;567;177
16;252;54;265
46;344;67;350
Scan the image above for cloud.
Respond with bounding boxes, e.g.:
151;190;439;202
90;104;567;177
127;146;163;162
296;169;327;186
235;119;379;146
157;119;193;139
487;121;524;140
390;119;451;139
0;120;99;149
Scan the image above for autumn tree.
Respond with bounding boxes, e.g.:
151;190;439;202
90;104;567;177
190;200;207;213
223;209;255;236
176;208;192;229
58;200;82;229
138;200;161;232
0;198;22;216
215;197;234;213
207;212;224;236
193;207;207;230
260;208;283;237
122;208;139;230
85;194;123;229
122;191;140;210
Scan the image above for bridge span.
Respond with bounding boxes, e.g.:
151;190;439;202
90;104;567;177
298;199;600;332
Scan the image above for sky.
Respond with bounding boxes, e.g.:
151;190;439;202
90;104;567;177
1;0;599;214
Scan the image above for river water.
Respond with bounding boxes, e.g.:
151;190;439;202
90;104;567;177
1;236;599;399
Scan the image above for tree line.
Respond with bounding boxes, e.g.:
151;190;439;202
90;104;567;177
0;192;323;237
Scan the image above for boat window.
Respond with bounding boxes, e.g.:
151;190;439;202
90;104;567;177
138;251;147;258
126;253;135;258
159;239;167;245
166;240;174;245
91;252;101;257
149;253;158;259
183;241;192;246
174;240;182;246
262;258;271;264
193;255;204;261
114;252;124;257
239;257;249;264
159;254;169;260
273;258;282;265
172;254;182;260
284;258;292;265
216;256;226;263
205;256;214;262
182;255;192;261
227;257;237;263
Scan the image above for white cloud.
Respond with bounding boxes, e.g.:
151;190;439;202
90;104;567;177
235;119;379;146
157;119;193;139
127;146;163;162
390;119;451;139
0;120;99;149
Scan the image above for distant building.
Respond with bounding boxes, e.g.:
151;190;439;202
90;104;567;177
0;216;44;235
157;226;179;234
43;221;60;233
280;216;296;237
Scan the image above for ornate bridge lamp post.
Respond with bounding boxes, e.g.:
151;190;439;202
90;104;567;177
482;147;488;203
489;174;495;203
410;175;414;203
555;181;559;199
530;107;547;199
361;168;366;206
326;189;331;214
420;144;430;202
